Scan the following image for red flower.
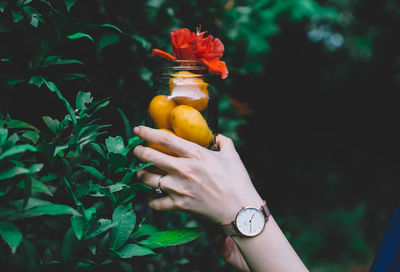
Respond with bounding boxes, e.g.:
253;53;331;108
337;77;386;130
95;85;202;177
152;27;229;79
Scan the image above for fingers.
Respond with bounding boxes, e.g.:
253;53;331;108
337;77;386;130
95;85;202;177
147;196;176;211
215;134;236;152
134;144;179;172
137;169;174;192
133;126;200;157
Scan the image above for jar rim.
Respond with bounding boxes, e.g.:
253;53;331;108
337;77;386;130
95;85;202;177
159;59;207;71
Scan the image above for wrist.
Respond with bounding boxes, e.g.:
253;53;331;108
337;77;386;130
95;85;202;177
229;192;264;221
220;198;271;238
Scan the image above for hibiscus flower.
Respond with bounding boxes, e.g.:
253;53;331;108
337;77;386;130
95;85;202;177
152;26;229;79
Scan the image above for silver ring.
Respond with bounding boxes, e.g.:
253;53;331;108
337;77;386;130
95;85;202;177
155;175;165;194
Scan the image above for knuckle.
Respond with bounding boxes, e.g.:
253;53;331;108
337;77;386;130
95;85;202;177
174;198;189;211
141;147;153;160
178;166;196;182
158;133;171;146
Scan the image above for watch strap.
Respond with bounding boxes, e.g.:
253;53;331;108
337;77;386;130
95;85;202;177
221;222;239;236
261;201;271;219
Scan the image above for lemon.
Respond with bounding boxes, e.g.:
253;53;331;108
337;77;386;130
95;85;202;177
148;95;176;129
170;105;214;147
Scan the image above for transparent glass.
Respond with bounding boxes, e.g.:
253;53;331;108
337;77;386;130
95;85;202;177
146;60;218;151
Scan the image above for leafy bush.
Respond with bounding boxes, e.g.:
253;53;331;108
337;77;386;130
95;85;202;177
0;89;201;271
0;1;201;271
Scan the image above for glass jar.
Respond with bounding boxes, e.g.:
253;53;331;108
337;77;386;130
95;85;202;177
146;60;218;152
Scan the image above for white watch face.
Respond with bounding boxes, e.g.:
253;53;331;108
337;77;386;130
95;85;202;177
236;207;266;236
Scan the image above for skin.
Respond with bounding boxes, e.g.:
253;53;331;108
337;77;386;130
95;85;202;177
133;126;309;272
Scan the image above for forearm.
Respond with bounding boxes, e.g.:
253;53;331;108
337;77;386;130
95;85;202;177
232;216;309;272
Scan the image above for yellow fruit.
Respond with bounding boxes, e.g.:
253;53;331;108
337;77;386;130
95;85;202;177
170;105;214;147
148;129;177;156
148;95;176;129
169;71;209;111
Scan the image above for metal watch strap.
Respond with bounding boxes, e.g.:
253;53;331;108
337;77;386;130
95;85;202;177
221;200;271;236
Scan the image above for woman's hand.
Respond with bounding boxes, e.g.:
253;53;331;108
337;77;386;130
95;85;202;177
133;126;309;272
133;125;263;225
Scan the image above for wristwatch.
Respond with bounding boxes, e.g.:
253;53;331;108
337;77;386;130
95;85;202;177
221;200;270;237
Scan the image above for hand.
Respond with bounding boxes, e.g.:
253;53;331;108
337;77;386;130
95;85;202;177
133;125;263;224
213;231;251;272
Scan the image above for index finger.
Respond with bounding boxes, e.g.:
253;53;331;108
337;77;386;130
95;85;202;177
133;126;200;157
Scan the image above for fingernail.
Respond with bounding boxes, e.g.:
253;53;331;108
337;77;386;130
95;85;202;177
133;126;140;134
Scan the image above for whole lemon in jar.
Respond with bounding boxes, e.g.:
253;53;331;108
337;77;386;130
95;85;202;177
170;105;214;147
169;71;209;112
148;95;176;129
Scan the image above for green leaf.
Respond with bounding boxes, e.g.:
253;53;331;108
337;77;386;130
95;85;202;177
16;178;53;196
71;215;86;240
0;163;43;180
8;203;79;220
78;164;105;180
42;116;60;135
0;1;8;12
41;78;77;124
0;144;37;160
100;23;123;33
61;228;78;262
108;153;127;169
42;56;84;67
20;239;39;271
71;22;123;34
75;180;102;199
21;130;40;144
11;10;24;23
98;33;120;52
89;142;107;159
6;119;39;131
63;73;87;80
76;91;93;110
6;79;24;87
17;0;33;6
110;206;136;250
54;144;69;157
117;108;133;139
28;75;44;87
85;219;119;239
131;224;159;239
67;32;95;42
64;0;78;11
105;136;127;155
0;127;7;146
139;228;200;249
116;243;155;258
127;136;143;149
0;221;23;253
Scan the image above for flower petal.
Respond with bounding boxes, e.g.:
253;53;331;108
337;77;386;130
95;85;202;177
171;28;197;60
194;36;224;60
152;49;176;60
200;59;229;79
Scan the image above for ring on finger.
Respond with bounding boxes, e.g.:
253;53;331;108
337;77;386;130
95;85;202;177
155;175;165;194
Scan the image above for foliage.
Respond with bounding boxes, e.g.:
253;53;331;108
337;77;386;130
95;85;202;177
0;1;201;271
0;89;201;271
